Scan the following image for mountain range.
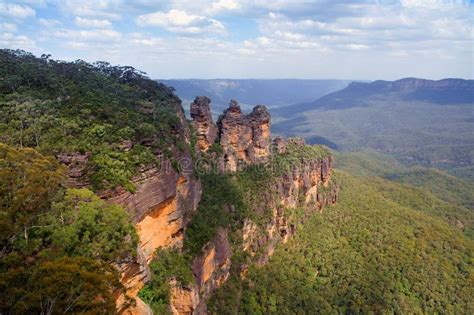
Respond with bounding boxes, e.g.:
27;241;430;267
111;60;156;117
271;77;474;180
158;79;351;113
275;78;474;115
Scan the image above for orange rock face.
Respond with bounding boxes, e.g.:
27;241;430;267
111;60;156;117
136;196;182;263
109;164;202;315
115;247;151;315
189;229;231;314
169;280;199;315
240;138;338;268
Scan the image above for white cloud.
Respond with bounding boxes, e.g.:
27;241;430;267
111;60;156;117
60;0;121;20
130;35;165;47
66;41;90;50
254;0;472;59
206;0;241;15
400;0;443;8
38;18;61;28
54;29;122;42
344;44;370;51
0;23;17;32
0;2;35;19
1;0;471;79
136;9;226;35
75;17;112;28
0;32;35;49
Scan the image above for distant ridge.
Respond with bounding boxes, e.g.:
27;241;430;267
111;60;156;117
158;79;351;112
276;78;474;116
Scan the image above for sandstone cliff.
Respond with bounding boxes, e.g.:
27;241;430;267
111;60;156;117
58;103;203;315
57;95;337;315
216;100;271;172
242;137;338;265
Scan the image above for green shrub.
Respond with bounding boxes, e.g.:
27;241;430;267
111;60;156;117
138;248;193;314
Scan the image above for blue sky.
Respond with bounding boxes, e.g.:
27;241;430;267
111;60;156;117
0;0;472;80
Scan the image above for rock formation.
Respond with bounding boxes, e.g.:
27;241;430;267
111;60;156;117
242;138;338;266
58;96;336;315
169;279;199;315
214;100;271;171
190;96;217;152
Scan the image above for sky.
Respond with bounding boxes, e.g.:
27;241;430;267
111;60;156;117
0;0;473;80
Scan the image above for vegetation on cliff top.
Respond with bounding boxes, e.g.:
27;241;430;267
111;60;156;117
0;143;137;313
0;49;185;191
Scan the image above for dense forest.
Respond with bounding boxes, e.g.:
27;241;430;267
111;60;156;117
209;170;473;314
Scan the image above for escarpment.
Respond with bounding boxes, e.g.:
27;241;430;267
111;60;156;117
173;99;338;314
242;137;338;266
57;100;203;314
110;115;202;314
57;95;337;315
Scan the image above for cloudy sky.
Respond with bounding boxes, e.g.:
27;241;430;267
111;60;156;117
1;0;472;80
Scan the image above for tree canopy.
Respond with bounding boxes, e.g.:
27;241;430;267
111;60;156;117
0;143;138;314
0;49;186;192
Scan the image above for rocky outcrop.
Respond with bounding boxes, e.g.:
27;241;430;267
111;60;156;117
189;99;271;171
168;228;231;315
190;96;217;152
191;229;231;314
105;162;201;260
115;248;152;315
56;152;90;188
272;136;287;154
276;139;336;208
170;280;199;315
216;100;271;172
